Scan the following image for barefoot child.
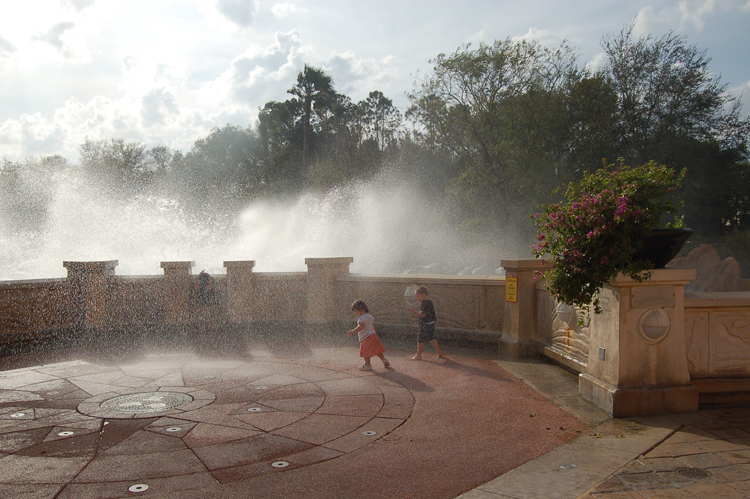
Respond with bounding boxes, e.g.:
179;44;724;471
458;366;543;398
407;286;445;360
347;300;390;371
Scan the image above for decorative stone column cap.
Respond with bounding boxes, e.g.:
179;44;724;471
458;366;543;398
500;258;551;271
160;261;195;276
305;257;354;267
223;261;256;270
160;261;195;269
63;260;118;277
613;267;696;285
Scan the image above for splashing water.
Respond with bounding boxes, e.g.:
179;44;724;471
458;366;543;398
0;166;514;281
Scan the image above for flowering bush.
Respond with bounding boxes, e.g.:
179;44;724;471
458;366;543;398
531;160;685;315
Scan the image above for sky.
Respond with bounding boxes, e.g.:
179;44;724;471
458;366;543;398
1;0;749;163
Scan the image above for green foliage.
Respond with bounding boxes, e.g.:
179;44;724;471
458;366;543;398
171;124;263;209
407;38;582;233
602;22;749;165
288;64;337;169
0;155;69;232
79;138;151;193
531;160;685;314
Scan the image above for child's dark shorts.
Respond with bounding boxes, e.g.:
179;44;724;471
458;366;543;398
418;322;436;343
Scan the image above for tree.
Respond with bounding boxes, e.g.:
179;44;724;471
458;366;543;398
359;91;402;150
602;22;750;236
564;74;621;176
602;23;749;165
0;155;69;232
171;125;263;209
78;139;154;195
407;38;580;235
257;99;305;192
287;64;336;170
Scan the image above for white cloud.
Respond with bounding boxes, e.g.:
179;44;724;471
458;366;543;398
585;52;607;73
201;29;307;106
323;52;398;101
0;35;15;55
61;0;95;12
1;0;748;164
216;0;259;28
32;21;76;51
271;3;299;18
728;79;750;116
0;113;68;160
29;20;92;62
466;30;486;46
512;27;572;47
679;0;717;31
141;88;179;127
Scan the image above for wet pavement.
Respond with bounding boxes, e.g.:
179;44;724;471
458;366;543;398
459;360;750;499
0;339;585;499
1;338;749;498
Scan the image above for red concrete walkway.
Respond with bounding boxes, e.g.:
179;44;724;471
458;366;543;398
0;345;585;498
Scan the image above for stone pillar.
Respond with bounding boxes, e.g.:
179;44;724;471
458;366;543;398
500;259;550;358
579;268;698;417
63;260;118;330
224;261;255;323
305;257;353;324
160;261;194;324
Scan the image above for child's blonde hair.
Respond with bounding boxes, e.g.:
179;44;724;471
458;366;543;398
351;300;369;313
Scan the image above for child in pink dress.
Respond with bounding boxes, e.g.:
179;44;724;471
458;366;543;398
347;300;390;371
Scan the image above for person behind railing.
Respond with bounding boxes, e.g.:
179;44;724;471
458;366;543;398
193;270;218;346
407;286;445;360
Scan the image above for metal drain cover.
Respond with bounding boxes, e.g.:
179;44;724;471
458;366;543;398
100;392;194;413
677;467;711;479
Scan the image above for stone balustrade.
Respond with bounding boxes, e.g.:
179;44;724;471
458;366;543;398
3;257;750;417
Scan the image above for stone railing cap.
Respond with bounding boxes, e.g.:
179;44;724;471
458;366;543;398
500;258;550;270
63;260;119;272
223;261;256;268
613;267;696;284
160;261;195;269
305;257;354;266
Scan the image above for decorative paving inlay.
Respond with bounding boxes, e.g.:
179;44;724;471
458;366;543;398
99;392;194;414
0;354;415;497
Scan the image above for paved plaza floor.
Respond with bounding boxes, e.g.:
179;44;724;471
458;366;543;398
1;336;750;498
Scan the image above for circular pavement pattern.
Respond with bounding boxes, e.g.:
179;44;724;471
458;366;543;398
0;355;414;497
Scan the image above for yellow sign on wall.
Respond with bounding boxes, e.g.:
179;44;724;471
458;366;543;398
506;277;518;303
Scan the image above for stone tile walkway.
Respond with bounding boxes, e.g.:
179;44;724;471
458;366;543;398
0;344;585;498
578;409;750;499
2;341;750;498
457;358;750;499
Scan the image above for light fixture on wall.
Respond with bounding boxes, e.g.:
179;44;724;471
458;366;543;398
638;308;671;344
555;302;576;326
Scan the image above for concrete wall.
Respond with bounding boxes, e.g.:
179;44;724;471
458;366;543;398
4;256;750;417
530;261;750;417
0;258;506;355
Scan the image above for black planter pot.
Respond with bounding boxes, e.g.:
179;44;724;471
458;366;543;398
634;228;693;268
